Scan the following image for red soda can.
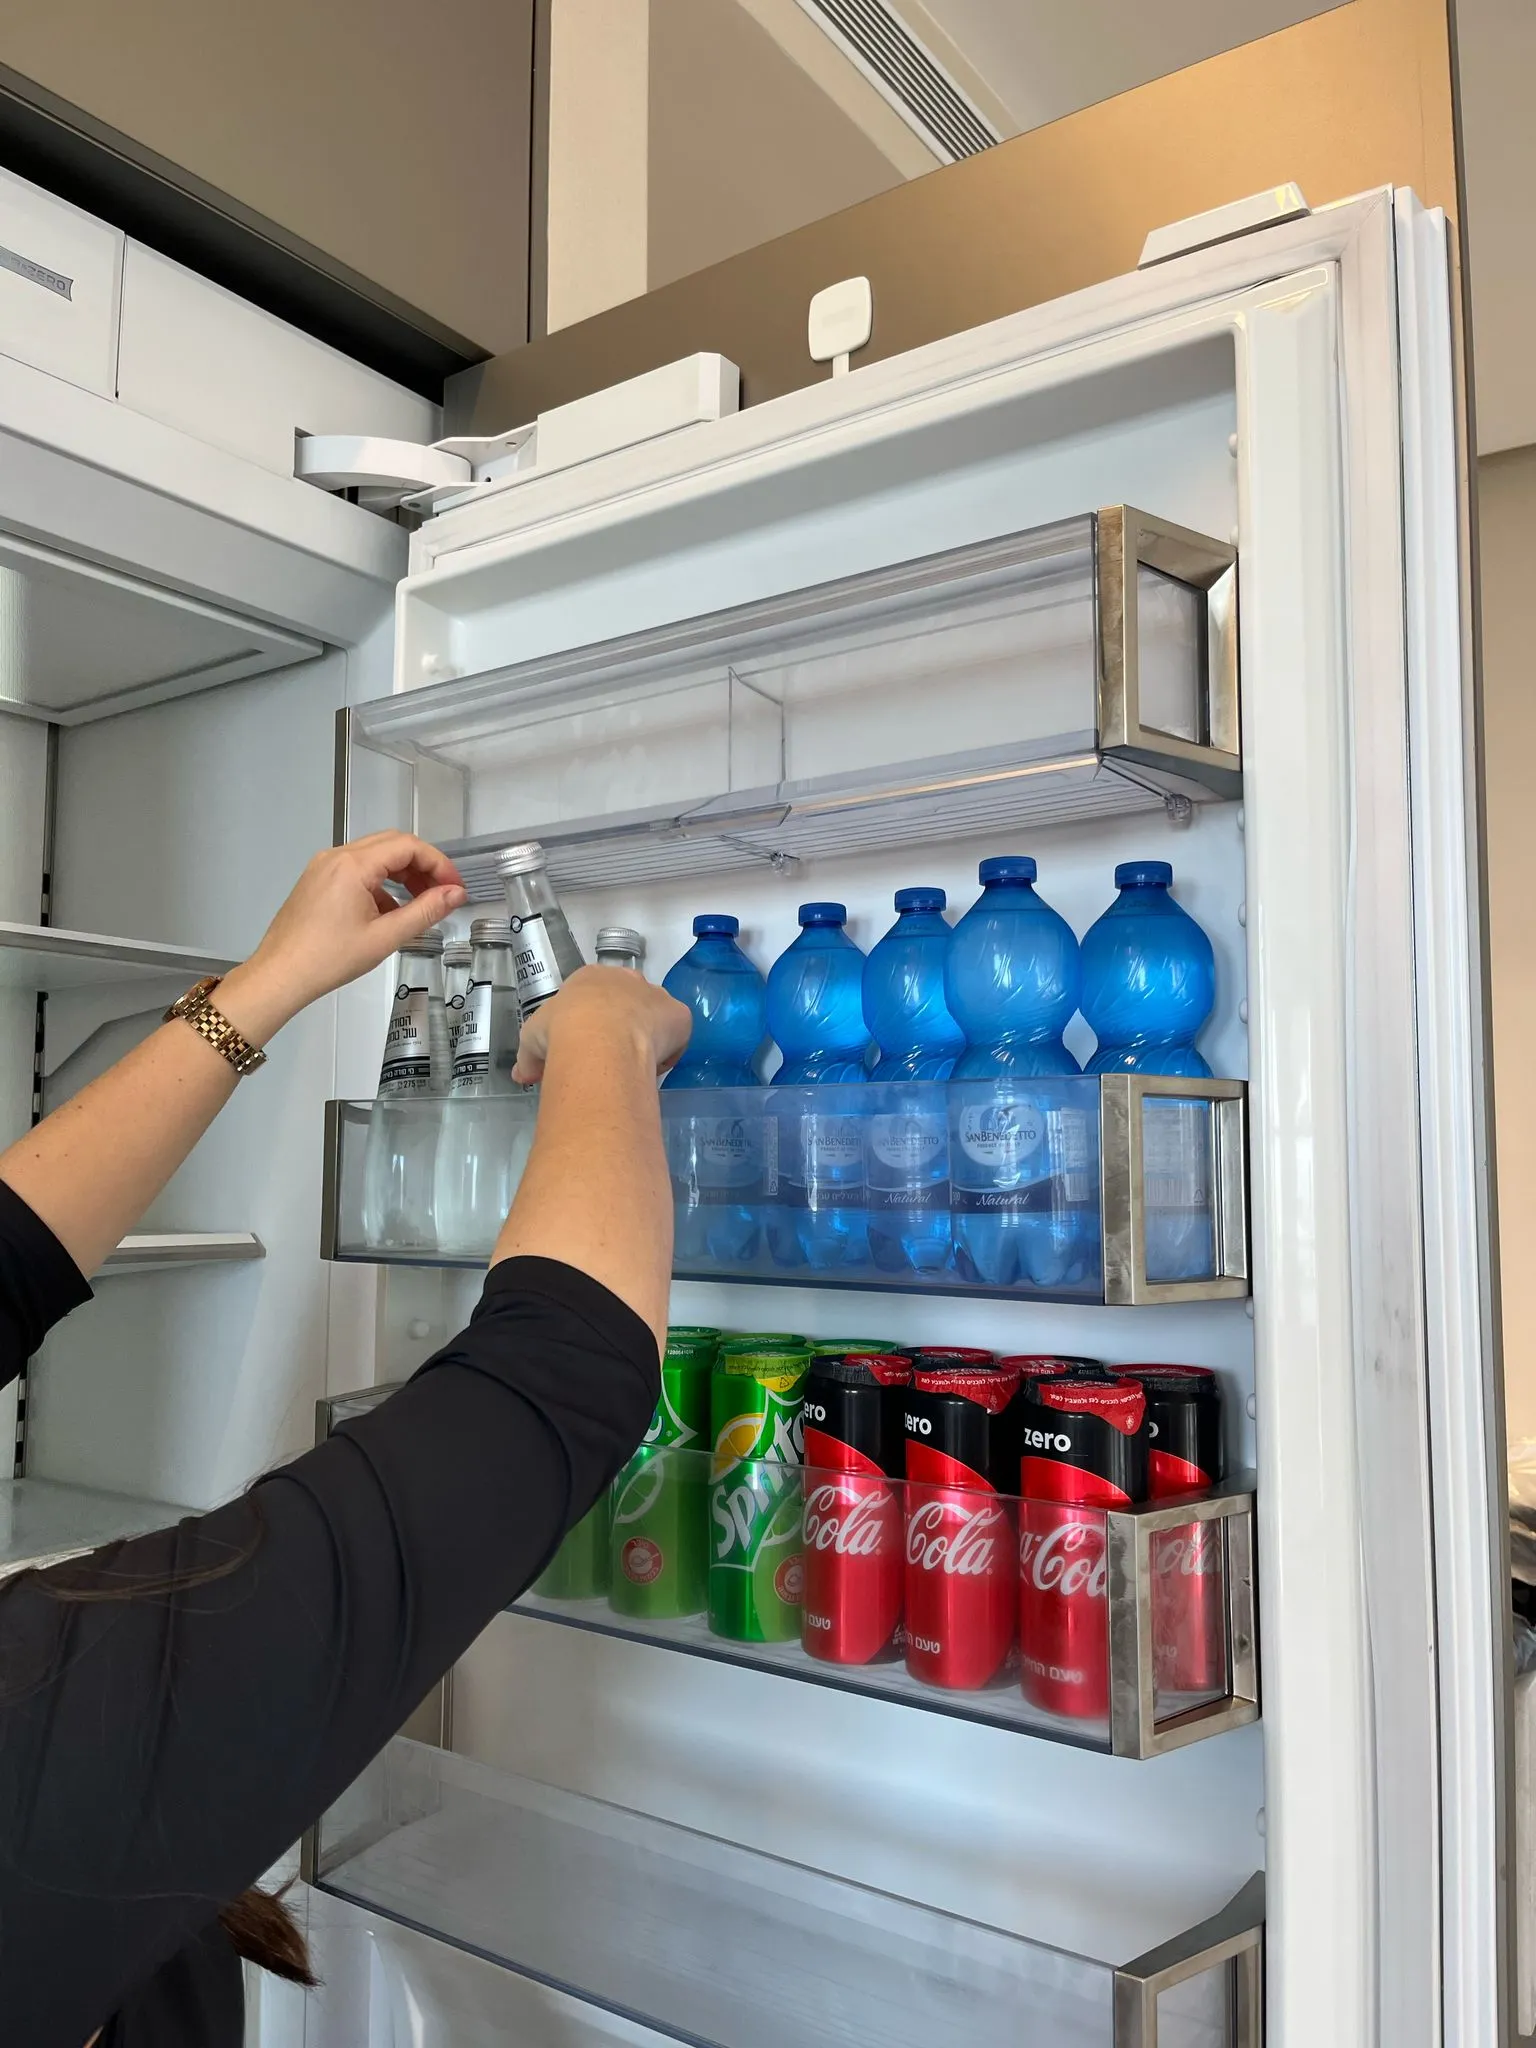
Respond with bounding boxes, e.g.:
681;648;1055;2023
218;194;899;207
998;1355;1088;1383
903;1365;1019;1691
909;1346;995;1370
801;1354;912;1665
1018;1376;1147;1721
1112;1365;1225;1697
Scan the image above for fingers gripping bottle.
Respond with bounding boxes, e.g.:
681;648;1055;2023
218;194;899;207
661;915;767;1265
766;903;871;1271
863;887;963;1275
1082;861;1217;1282
946;858;1089;1290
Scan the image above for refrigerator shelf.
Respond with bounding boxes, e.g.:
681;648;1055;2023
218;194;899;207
311;1737;1264;2048
95;1231;265;1276
346;508;1239;897
320;1075;1250;1309
0;920;237;994
0;1476;183;1583
511;1461;1258;1762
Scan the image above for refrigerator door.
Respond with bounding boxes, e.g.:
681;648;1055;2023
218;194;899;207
362;187;1491;2048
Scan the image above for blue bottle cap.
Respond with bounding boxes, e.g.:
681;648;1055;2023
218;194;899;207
894;887;946;912
798;901;847;925
693;913;739;936
977;856;1037;885
1114;860;1174;888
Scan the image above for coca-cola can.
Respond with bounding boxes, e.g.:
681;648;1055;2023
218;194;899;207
909;1346;995;1370
903;1365;1019;1691
802;1354;912;1666
1111;1365;1225;1699
1018;1376;1147;1722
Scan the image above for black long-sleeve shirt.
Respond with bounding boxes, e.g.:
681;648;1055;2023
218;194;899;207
0;1179;660;2048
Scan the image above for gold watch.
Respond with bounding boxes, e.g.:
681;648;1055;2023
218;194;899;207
164;977;267;1077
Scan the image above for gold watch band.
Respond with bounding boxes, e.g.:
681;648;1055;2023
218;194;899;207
164;976;268;1077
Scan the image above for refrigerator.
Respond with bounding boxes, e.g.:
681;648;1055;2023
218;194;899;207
0;167;1504;2048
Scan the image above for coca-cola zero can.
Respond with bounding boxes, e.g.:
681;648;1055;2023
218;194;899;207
903;1365;1019;1691
1112;1365;1226;1699
1018;1376;1147;1722
801;1354;912;1665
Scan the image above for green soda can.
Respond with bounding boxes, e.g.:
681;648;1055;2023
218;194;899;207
720;1332;806;1354
808;1339;900;1355
708;1348;810;1642
533;1495;611;1601
609;1333;715;1617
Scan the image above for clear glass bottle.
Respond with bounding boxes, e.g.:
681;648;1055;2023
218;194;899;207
363;933;448;1250
497;842;585;1017
442;938;473;1069
595;925;646;972
437;919;533;1257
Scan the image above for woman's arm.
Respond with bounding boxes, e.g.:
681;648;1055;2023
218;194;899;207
0;973;687;2046
503;965;688;1352
0;833;465;1280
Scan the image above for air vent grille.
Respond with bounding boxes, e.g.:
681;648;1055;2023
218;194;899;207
802;0;999;161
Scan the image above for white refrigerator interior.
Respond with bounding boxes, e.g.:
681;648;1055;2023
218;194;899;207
0;171;1500;2048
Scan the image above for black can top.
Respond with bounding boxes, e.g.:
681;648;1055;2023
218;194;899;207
905;1365;1021;1492
1019;1376;1148;1506
1110;1364;1222;1491
808;1354;914;1388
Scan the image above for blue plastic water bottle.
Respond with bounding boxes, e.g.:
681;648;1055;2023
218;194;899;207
946;857;1088;1290
863;887;963;1274
1082;860;1216;1281
766;902;870;1270
662;914;767;1265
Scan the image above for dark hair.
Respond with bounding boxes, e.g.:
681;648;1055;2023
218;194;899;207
10;1496;318;1989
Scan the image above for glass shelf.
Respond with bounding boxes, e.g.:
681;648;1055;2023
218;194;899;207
312;1737;1263;2048
321;1076;1249;1309
95;1232;265;1277
348;508;1239;896
0;1476;183;1582
0;920;237;993
512;1453;1257;1762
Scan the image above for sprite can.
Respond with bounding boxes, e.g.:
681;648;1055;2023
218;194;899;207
808;1339;900;1355
708;1348;810;1642
721;1332;805;1349
609;1331;717;1618
533;1494;611;1601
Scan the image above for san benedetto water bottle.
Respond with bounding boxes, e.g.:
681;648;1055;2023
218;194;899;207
946;857;1087;1289
496;842;585;1017
435;919;528;1257
1081;858;1217;1282
766;903;871;1270
363;932;450;1251
662;915;766;1265
863;886;963;1274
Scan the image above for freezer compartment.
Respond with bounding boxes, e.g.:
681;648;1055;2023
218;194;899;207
512;1452;1256;1761
312;1736;1264;2048
320;1076;1250;1308
349;507;1238;894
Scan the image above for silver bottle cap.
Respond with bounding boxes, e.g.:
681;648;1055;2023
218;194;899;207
442;940;473;968
496;842;548;878
469;916;515;945
596;926;646;959
398;931;444;957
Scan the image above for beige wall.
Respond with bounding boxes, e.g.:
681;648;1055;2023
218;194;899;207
0;0;534;354
647;0;904;295
1480;444;1536;1444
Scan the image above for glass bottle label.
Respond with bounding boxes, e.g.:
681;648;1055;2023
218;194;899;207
379;982;434;1095
510;913;564;1011
451;976;493;1092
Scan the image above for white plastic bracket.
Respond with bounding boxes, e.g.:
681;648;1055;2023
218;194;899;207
1139;184;1310;268
809;276;873;379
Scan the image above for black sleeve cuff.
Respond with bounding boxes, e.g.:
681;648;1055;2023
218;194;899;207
475;1254;660;1379
0;1179;93;1381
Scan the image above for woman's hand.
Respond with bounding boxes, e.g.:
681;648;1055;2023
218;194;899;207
511;966;691;1087
217;833;468;1045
